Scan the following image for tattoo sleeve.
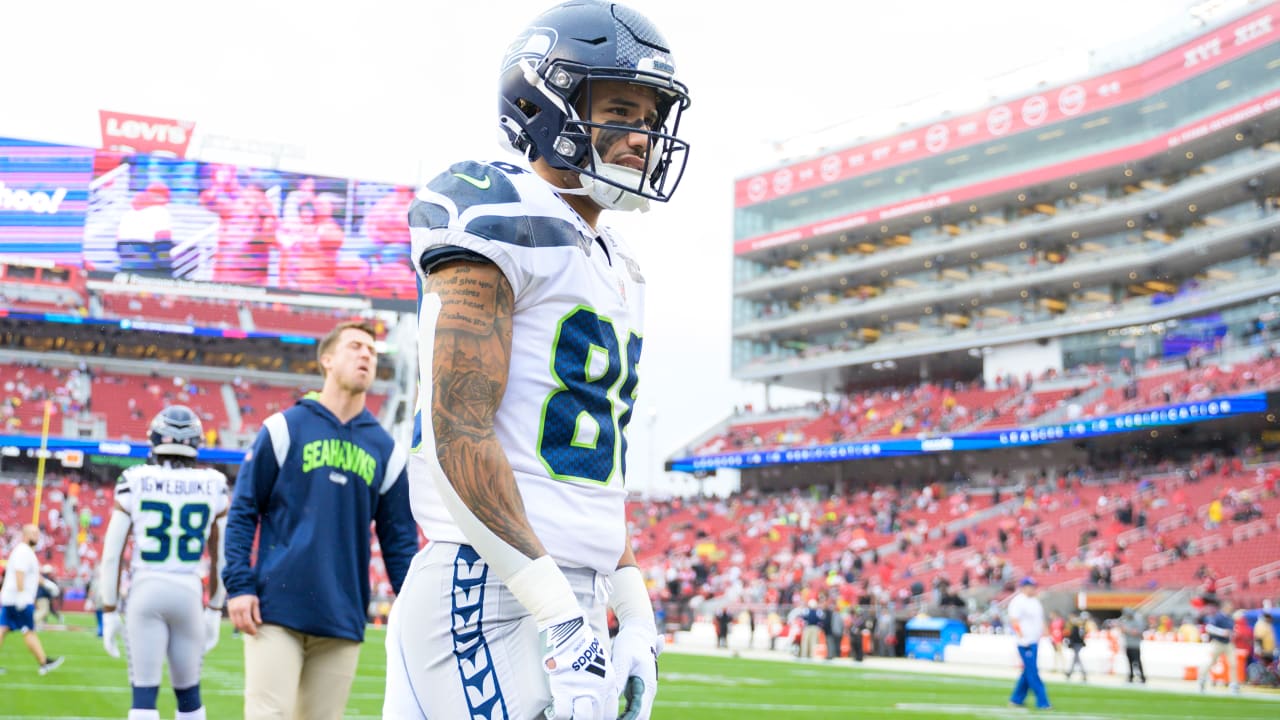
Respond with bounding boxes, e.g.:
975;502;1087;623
426;259;547;560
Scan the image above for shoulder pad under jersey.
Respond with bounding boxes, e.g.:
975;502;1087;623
410;160;592;252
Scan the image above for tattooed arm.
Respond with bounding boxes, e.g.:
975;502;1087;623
425;258;547;562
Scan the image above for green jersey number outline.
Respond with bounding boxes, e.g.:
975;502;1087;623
537;305;641;485
138;500;212;563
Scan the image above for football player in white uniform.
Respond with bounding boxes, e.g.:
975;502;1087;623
384;2;690;719
99;406;230;720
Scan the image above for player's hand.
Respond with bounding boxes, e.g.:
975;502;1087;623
203;608;222;654
611;621;661;720
541;615;617;720
228;594;263;636
102;611;123;658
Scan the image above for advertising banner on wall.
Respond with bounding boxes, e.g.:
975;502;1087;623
732;3;1279;208
81;153;417;308
0;137;95;264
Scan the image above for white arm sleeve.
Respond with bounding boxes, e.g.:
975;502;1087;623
609;565;656;630
207;514;228;609
99;509;132;609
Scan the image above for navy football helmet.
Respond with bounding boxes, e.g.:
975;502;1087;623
149;405;203;458
498;0;691;212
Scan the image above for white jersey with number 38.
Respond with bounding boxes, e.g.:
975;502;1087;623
408;159;646;576
115;462;229;580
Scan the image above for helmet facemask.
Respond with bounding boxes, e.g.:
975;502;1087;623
551;64;689;211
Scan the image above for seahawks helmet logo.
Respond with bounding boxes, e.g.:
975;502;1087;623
502;27;558;73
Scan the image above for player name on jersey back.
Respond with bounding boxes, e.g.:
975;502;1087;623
136;477;222;496
118;463;230;576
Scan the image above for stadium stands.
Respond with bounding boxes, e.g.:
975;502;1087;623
0;364;84;433
90;372;228;442
625;456;1280;614
686;354;1280;456
99;291;240;327
248;303;364;337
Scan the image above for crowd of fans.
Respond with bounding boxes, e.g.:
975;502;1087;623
700;350;1280;455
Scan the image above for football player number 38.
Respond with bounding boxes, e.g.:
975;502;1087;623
538;306;641;485
139;500;211;563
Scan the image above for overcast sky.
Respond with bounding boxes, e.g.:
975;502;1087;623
3;0;1213;494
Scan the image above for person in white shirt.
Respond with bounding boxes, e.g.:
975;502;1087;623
1007;577;1051;710
0;524;64;675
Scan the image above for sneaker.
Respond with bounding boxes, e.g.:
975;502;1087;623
38;657;64;675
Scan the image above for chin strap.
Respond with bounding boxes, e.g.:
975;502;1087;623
551;163;651;213
580;169;651;213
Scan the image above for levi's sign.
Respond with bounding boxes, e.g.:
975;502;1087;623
99;110;195;158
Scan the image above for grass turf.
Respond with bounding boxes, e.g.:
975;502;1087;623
2;613;1277;719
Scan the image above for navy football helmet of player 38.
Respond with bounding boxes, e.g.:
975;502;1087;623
498;0;691;213
148;404;204;458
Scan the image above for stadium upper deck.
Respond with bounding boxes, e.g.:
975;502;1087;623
731;2;1280;394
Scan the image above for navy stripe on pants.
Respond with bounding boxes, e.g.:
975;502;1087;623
451;545;511;720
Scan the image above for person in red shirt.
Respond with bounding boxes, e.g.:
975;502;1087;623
292;195;345;293
1049;611;1066;673
115;182;175;274
200;165;278;285
362;186;412;263
1228;610;1256;691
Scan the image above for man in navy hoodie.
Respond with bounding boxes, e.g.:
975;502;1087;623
223;320;417;720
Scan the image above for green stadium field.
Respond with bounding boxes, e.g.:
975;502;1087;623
3;614;1278;719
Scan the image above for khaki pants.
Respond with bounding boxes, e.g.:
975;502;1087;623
1200;640;1233;688
243;623;361;720
800;626;823;658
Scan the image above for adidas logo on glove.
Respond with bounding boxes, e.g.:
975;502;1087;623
570;638;606;677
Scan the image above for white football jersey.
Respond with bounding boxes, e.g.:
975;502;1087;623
409;159;646;575
114;462;229;580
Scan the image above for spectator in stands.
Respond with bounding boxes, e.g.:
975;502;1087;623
222;321;417;719
1007;577;1051;710
1207;497;1224;530
1120;608;1146;684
